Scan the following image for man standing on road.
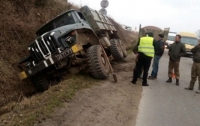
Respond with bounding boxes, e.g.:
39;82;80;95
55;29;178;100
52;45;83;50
132;32;156;86
185;41;200;93
148;33;165;80
166;34;186;85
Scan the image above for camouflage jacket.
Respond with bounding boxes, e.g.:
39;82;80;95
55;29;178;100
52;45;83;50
192;44;200;63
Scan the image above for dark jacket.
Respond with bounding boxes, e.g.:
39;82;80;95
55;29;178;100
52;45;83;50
191;44;200;63
155;39;164;56
133;37;156;54
168;41;186;61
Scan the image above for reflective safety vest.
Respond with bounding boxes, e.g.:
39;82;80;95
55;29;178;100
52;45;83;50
138;37;154;57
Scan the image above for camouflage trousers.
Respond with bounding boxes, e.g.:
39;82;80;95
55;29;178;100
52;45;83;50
189;62;200;88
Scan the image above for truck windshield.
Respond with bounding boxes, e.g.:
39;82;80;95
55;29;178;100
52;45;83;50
181;37;198;46
36;12;75;36
167;35;175;41
53;12;75;28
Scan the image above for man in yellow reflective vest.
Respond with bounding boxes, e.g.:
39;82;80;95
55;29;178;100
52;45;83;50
132;32;156;86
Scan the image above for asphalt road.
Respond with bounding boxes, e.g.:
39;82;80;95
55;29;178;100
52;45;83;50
136;50;200;126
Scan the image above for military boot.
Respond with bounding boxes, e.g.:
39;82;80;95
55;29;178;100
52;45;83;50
185;81;194;90
196;85;200;94
166;77;172;83
176;79;179;86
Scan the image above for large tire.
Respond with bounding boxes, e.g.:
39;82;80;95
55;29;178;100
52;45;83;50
117;39;128;58
30;73;49;92
110;39;124;61
87;45;109;79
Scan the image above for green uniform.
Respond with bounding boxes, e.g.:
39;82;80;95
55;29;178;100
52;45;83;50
168;41;186;79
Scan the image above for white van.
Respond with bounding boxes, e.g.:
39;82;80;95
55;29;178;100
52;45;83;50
166;32;176;48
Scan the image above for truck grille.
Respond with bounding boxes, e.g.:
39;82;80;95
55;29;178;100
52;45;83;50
28;32;59;62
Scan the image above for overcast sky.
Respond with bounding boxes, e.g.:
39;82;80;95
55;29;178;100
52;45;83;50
68;0;200;33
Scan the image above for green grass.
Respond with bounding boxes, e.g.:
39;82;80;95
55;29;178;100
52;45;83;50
0;73;98;126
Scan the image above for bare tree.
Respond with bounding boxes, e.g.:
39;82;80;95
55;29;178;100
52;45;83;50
196;30;200;39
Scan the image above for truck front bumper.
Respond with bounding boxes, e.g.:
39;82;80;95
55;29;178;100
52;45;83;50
18;44;83;80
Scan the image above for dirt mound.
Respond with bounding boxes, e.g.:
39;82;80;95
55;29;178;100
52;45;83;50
109;18;138;48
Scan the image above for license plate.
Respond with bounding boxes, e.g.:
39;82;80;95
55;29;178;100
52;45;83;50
55;49;73;60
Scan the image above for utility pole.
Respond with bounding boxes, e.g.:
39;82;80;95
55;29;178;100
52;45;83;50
99;0;109;15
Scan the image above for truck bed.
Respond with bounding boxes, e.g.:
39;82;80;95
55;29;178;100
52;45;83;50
80;6;116;32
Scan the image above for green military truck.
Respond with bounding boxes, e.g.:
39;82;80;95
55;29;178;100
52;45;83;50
18;6;127;91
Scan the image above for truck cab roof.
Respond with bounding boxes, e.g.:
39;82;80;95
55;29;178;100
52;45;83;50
36;9;78;36
179;32;197;38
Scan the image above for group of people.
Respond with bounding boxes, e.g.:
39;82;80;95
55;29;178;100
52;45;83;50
132;32;200;93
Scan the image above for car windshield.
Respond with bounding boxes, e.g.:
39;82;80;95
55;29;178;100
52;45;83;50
181;37;198;46
167;35;175;41
36;12;75;35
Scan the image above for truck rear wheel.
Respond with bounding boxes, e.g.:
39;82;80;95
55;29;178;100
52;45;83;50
87;45;109;79
117;39;128;58
110;39;124;61
30;73;49;92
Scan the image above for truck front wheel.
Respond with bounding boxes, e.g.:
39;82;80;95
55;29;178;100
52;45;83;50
87;45;109;79
110;39;124;61
30;73;49;92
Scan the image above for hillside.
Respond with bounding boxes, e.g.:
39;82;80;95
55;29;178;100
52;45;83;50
0;0;137;110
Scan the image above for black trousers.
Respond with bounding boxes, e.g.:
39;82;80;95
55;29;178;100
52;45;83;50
133;52;152;84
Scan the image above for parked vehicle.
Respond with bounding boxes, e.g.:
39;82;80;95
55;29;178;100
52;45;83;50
165;32;177;49
18;6;127;91
179;32;198;57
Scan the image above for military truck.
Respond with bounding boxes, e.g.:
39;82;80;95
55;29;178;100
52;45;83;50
138;24;170;41
18;6;127;91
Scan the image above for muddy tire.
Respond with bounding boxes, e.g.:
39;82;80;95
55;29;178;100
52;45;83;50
110;39;124;61
31;73;49;92
117;39;128;58
87;45;109;79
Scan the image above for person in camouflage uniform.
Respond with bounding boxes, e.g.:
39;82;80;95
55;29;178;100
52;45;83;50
185;41;200;93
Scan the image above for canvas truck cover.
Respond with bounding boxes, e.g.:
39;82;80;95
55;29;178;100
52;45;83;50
138;24;170;42
80;6;116;32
